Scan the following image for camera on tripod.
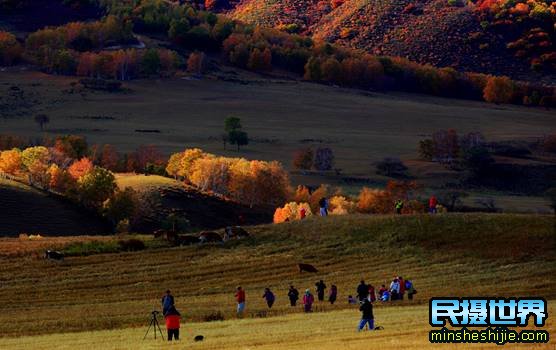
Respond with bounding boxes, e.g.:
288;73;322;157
143;309;164;340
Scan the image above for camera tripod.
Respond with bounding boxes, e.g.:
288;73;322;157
143;310;165;340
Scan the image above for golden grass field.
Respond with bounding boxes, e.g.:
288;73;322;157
0;213;554;349
1;302;554;350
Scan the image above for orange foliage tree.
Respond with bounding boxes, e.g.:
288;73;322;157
0;148;22;175
68;157;94;180
483;76;514;104
0;31;23;65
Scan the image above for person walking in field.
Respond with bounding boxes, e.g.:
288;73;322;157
395;199;404;214
300;207;307;220
429;195;438;214
161;290;175;316
263;288;275;308
315;280;327;302
357;298;374;331
164;305;181;341
303;289;315;312
288;285;299;306
357;280;369;301
235;286;246;317
329;284;338;304
319;197;328;217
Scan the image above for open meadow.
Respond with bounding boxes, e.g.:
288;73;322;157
2;302;555;350
0;214;554;347
1;71;554;176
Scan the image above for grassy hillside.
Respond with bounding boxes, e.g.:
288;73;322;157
229;0;555;81
0;178;111;236
114;174;272;232
2;72;554;176
0;213;553;337
2;302;554;349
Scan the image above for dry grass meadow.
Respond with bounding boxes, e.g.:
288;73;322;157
2;302;554;350
0;213;554;348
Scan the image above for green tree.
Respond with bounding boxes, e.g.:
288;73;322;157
78;166;117;208
103;186;138;226
228;130;249;151
142;48;161;75
225;116;242;133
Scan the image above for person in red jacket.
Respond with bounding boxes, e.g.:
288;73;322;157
429;195;438;214
303;289;314;312
398;276;406;300
164;305;181;341
368;284;376;302
235;286;246;317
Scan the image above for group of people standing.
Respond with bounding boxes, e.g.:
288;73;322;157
159;276;417;341
352;277;417;303
236;279;339;316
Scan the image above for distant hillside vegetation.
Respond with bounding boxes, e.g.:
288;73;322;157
0;179;111;236
229;0;555;82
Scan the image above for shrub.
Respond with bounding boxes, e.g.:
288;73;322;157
273;202;312;223
357;187;391;214
329;195;355;215
375;157;408;177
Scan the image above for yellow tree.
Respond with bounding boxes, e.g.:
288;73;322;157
0;148;22;175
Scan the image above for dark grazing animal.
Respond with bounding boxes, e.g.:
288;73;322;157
45;250;64;261
198;231;222;244
194;335;204;342
298;263;318;273
176;235;200;245
224;226;250;241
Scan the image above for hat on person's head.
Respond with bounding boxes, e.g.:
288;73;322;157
166;289;171;294
305;288;310;293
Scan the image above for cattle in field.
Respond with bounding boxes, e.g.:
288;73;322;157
224;226;250;241
45;250;64;261
198;231;222;244
298;263;318;273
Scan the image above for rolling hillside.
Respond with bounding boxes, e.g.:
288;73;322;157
230;0;555;82
0;178;111;236
0;213;553;337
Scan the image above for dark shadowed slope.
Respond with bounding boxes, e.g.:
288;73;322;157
0;179;111;236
